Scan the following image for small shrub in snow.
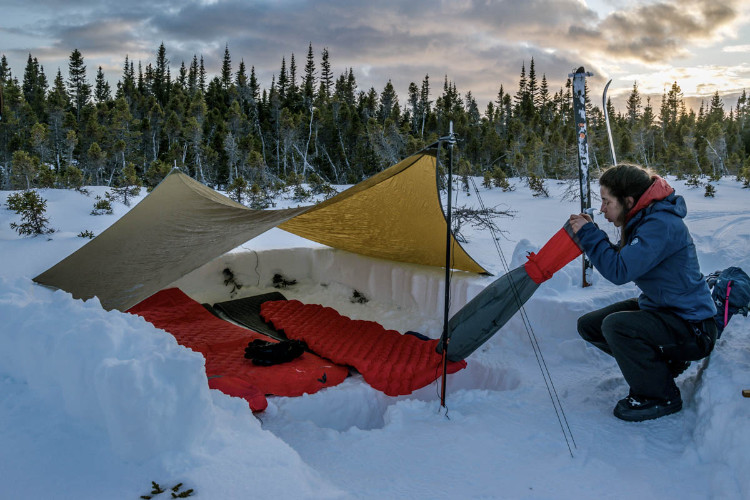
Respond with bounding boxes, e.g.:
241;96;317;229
482;171;492;189
63;165;84;189
704;184;716;197
527;174;549;197
222;267;243;296
6;190;55;236
91;194;114;215
686;175;702;189
226;176;248;204
144;160;171;190
109;163;142;207
351;289;369;304
78;229;95;239
36;165;57;188
272;273;297;289
248;183;274;209
451;204;514;243
140;480;194;499
292;184;312;202
739;165;750;189
491;167;513;191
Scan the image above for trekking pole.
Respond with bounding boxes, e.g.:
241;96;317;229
439;121;457;409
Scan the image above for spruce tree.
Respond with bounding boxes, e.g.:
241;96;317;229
378;80;398;125
199;56;206;93
94;66;111;103
221;44;232;90
188;55;198;94
303;43;316;104
177;61;188;89
319;47;332;100
626;81;641;125
154;42;169;105
277;57;288;101
22;54;44;118
67;48;91;122
249;66;260;102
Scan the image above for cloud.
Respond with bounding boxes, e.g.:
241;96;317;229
723;44;750;53
1;0;746;110
592;0;740;62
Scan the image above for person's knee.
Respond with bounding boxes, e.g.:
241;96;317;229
601;313;633;343
577;313;592;340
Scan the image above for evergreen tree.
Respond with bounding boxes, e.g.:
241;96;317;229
378;80;398;124
221;44;232;90
527;58;538;107
287;53;300;109
199;55;206;93
319;47;333;100
514;62;527;109
277;57;288;101
67;48;91;122
94;66;111;104
188;55;199;94
154;42;170;105
177;61;188;89
626;81;642;125
708;91;725;124
249;66;260;102
22;54;47;119
117;55;136;102
303;42;316;104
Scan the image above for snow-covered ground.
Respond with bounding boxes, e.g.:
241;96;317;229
1;175;748;499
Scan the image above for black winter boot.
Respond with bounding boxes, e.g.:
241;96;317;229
613;388;682;422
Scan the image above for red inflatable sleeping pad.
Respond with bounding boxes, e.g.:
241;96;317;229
260;300;467;396
127;288;349;411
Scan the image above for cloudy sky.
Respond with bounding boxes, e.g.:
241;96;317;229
2;0;750;112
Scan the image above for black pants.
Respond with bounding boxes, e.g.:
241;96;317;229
577;299;716;400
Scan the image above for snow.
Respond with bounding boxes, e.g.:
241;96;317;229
1;177;749;499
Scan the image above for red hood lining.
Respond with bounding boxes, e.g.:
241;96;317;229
624;175;674;223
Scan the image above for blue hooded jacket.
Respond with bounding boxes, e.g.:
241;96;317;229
576;178;716;322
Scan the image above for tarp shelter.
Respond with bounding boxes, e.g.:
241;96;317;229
34;150;486;311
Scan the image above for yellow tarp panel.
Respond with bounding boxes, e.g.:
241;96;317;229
280;152;486;274
34;171;310;311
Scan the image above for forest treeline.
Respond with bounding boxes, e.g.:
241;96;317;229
1;43;750;199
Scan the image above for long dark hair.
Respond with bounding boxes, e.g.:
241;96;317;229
599;163;654;246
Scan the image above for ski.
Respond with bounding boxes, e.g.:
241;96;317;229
569;67;594;288
603;79;617;165
743;389;750;398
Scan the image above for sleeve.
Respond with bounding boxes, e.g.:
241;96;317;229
576;217;671;285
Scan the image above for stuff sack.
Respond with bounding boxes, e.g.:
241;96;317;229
706;266;750;336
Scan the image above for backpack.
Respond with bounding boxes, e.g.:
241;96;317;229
706;266;750;337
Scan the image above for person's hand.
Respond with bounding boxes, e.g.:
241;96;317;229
569;213;592;234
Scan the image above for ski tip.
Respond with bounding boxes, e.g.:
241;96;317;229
743;389;750;398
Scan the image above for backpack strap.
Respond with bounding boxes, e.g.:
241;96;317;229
724;280;733;328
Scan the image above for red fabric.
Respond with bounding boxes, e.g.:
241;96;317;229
524;226;583;284
208;376;268;412
127;288;349;411
625;175;674;223
260;300;467;396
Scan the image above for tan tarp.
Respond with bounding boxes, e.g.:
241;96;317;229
34;172;310;311
34;150;486;312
